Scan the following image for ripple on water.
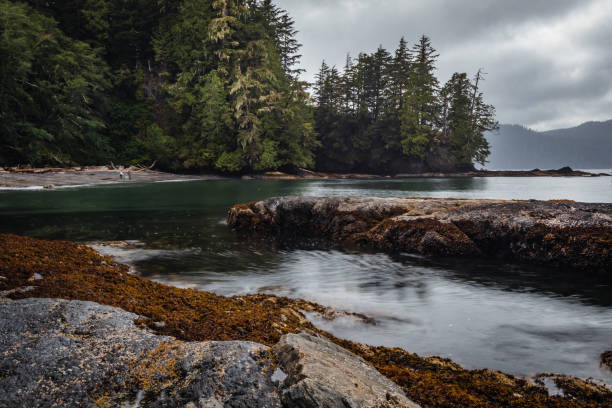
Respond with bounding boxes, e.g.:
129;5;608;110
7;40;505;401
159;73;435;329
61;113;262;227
1;177;611;385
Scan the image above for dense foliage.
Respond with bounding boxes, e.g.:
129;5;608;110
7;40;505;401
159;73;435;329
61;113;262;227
0;0;110;165
1;1;496;173
1;0;315;171
313;36;498;173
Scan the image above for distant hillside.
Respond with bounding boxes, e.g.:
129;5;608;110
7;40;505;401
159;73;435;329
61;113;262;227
485;120;612;170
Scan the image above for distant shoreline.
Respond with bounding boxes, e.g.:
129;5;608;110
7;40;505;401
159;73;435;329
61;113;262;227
0;166;224;189
0;165;608;189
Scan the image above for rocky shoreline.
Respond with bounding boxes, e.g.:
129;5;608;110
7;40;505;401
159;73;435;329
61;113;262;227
227;196;612;272
1;233;611;407
1;165;608;189
1;298;415;408
251;167;610;180
0;166;223;188
603;352;612;371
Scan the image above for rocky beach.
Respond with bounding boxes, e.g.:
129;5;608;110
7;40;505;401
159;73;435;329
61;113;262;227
1;228;612;407
1;166;608;190
0;166;223;189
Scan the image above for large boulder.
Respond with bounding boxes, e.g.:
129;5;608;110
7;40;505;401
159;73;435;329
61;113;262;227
0;298;281;408
273;331;420;408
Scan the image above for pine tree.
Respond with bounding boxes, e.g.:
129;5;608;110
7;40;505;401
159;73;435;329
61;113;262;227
172;71;233;169
467;69;498;166
399;35;440;159
367;46;392;121
444;71;498;168
341;54;355;114
276;13;304;79
388;37;411;110
313;61;331;106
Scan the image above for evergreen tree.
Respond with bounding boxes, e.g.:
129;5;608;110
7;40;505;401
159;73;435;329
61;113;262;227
443;70;498;167
340;54;355;114
313;61;331;106
275;13;303;79
0;0;110;166
172;71;233;169
399;35;439;159
388;37;411;110
367;46;392;121
313;34;497;172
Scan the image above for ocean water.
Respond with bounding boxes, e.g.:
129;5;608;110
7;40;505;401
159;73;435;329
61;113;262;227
1;176;611;385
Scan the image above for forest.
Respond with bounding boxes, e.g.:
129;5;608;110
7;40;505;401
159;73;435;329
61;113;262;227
0;0;498;174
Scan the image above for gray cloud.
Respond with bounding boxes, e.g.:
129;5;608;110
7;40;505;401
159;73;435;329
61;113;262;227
276;0;612;130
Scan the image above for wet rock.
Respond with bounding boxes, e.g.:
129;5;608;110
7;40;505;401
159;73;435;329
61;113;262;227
228;196;612;271
602;351;612;370
0;298;281;408
273;331;420;408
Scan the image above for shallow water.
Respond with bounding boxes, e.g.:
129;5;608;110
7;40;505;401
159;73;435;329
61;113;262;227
1;176;611;384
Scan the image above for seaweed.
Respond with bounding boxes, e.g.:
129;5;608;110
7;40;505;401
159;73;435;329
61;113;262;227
1;233;611;407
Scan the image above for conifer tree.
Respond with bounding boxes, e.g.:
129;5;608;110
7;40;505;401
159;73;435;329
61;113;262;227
0;0;110;166
443;71;498;167
399;35;439;159
276;13;304;79
313;61;331;106
388;37;411;109
367;46;392;120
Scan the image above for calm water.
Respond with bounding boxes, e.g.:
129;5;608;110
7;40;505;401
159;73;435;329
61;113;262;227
1;176;611;385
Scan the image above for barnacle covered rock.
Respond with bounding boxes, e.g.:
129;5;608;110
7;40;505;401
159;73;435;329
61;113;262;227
228;197;612;271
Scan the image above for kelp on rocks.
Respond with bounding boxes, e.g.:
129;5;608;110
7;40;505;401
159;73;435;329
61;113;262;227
227;196;612;272
1;233;611;408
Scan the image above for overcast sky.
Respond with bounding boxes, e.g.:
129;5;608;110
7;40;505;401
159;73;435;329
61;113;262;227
275;0;612;130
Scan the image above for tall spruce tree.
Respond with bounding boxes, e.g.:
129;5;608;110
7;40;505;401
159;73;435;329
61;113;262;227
399;35;439;159
367;46;392;121
275;13;303;79
443;70;498;168
388;37;411;110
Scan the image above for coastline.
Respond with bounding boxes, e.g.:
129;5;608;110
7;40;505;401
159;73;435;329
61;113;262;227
0;166;225;189
252;167;610;180
1;233;611;407
1;165;609;189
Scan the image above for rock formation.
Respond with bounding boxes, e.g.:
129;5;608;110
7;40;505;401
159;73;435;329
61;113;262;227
274;331;419;408
0;298;421;408
0;298;281;408
228;196;611;271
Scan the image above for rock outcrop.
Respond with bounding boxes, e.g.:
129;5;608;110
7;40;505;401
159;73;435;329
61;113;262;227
0;299;423;408
227;196;612;271
602;351;612;371
0;298;281;408
274;331;420;408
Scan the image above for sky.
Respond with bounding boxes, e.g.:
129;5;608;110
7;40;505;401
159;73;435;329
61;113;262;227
275;0;612;131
